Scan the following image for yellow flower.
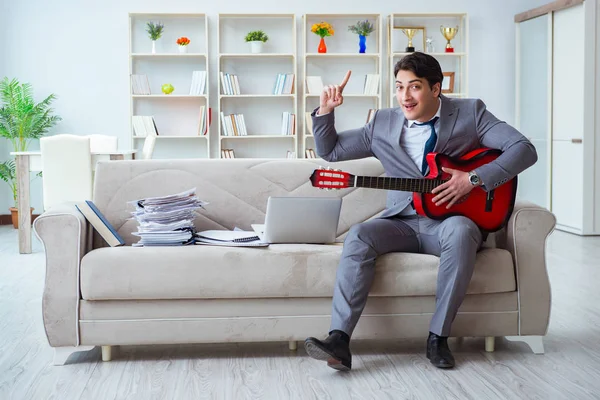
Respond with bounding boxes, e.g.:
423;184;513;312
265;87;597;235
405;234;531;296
312;21;334;38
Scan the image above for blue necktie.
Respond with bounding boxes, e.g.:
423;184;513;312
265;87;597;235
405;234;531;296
415;116;439;175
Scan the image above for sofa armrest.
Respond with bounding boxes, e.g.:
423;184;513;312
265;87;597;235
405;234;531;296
495;200;556;335
33;202;89;347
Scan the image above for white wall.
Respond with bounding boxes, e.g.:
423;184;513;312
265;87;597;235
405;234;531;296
1;0;549;213
1;0;9;214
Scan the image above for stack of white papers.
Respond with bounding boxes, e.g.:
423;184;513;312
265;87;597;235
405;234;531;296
130;188;208;247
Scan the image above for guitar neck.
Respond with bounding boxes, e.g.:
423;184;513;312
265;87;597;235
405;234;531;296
354;176;445;193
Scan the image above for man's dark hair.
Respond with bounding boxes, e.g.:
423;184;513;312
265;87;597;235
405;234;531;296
393;52;443;92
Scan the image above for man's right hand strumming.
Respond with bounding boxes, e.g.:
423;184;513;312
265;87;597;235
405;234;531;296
318;70;352;115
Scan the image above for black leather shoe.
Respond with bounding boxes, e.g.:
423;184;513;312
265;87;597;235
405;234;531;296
426;332;455;368
304;332;352;371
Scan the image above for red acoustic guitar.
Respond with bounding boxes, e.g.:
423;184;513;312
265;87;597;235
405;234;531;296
309;148;517;232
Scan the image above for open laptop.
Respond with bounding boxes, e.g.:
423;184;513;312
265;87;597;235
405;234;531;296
251;197;342;244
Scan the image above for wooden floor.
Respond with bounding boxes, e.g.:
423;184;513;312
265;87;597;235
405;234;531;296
1;225;600;400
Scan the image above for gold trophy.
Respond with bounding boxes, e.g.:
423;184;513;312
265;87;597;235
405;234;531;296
440;25;459;53
401;28;418;52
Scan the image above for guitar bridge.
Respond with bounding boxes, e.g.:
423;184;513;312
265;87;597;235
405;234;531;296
485;190;495;212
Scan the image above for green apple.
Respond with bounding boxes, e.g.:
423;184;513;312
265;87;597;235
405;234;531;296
161;83;174;94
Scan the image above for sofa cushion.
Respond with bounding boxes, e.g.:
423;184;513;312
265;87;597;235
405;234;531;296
80;245;516;300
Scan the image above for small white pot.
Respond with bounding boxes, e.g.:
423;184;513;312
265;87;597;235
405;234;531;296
178;45;188;54
151;40;156;54
249;41;264;54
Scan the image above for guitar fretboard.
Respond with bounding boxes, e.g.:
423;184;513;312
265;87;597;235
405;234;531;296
356;176;446;193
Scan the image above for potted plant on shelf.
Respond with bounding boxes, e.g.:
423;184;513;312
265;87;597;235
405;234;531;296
348;20;374;53
0;77;61;228
177;36;190;53
146;21;164;54
244;30;268;54
311;22;334;53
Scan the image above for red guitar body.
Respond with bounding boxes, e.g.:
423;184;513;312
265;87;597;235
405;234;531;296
413;149;517;232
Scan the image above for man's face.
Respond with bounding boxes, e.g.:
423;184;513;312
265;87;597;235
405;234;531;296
395;69;440;122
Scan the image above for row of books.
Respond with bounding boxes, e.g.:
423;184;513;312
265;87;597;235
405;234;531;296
273;74;295;95
220;149;299;159
280;112;296;135
221;72;296;95
305;148;317;159
131;72;206;95
220;112;248;136
220;72;241;95
305;74;380;95
363;74;380;96
132;116;160;137
221;148;236;158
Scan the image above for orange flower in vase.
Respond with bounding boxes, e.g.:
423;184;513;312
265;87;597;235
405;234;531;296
176;36;190;53
311;22;334;53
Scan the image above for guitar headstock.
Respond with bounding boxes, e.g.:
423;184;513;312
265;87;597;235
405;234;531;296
309;167;355;190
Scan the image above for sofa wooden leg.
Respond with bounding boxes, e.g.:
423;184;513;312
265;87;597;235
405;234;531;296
101;345;113;361
485;336;495;352
53;345;96;366
505;335;545;354
288;340;297;351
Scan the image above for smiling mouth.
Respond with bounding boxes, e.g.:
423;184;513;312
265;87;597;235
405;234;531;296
404;103;417;111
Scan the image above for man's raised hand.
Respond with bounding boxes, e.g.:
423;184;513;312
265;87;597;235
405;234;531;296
319;70;352;114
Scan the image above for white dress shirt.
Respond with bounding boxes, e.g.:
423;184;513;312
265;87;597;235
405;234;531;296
401;98;442;173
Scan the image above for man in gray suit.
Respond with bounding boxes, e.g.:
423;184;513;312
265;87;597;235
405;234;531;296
304;52;537;371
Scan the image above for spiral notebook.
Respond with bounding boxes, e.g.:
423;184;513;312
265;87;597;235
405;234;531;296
195;230;268;247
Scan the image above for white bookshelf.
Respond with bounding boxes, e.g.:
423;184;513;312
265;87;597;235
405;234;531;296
388;13;468;107
217;14;298;159
302;14;383;159
128;13;210;159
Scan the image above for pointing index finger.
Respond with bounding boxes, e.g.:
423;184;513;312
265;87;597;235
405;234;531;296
339;70;352;90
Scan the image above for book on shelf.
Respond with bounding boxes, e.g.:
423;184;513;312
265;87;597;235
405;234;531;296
363;74;380;95
197;106;212;136
286;151;297;159
305;148;317;159
273;73;295;95
366;108;377;124
75;200;125;247
306;76;324;94
220;72;240;95
220;112;247;136
190;71;207;95
131;74;151;95
305;112;314;134
132;116;159;137
221;149;236;158
280;112;296;135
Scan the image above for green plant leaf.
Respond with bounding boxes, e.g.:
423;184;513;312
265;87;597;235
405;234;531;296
0;77;62;152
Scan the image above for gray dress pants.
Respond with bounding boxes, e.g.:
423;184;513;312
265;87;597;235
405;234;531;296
330;214;483;337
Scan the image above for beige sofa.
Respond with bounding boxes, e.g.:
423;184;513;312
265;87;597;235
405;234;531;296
33;158;556;365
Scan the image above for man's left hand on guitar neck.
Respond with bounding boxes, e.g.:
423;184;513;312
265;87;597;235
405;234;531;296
431;167;482;209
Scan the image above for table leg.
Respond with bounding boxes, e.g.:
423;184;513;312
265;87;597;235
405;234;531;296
16;155;31;254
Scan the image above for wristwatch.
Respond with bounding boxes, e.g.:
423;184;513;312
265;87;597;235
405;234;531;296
468;170;481;186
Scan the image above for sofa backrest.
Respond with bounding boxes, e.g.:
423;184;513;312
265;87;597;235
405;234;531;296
92;158;388;247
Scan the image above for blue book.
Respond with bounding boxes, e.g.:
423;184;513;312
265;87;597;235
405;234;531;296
75;200;125;247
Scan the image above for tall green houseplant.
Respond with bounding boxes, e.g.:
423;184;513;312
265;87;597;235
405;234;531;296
0;77;62;152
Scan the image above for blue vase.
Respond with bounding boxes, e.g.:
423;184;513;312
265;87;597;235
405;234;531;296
359;35;367;53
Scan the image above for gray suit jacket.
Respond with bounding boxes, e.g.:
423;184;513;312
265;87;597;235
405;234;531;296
311;95;538;218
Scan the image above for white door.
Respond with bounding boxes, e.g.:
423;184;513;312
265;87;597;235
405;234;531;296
551;4;585;231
